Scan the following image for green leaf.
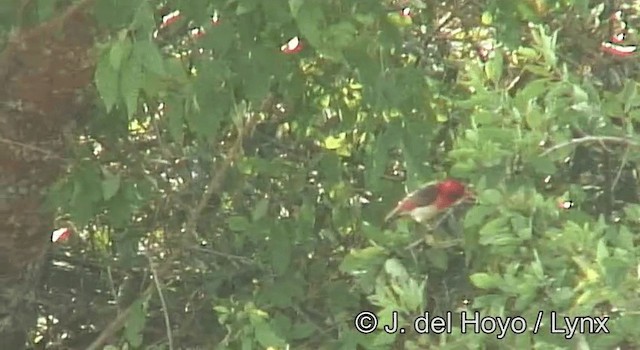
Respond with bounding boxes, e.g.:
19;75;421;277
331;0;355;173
243;62;271;106
109;33;132;70
479;217;510;240
474;111;501;126
372;331;397;345
252;198;269;221
166;98;185;143
629;109;640;122
480;189;503;205
101;167;121;200
291;1;324;48
601;257;629;288
70;163;103;226
386;12;412;27
188;61;229;138
531;249;544;280
623;204;640;221
95;52;120;112
291;322;315;339
288;0;304;17
228;216;250;232
481;11;493;25
339;246;387;274
253;320;285;347
470;272;502;289
516;78;548;102
37;0;55;21
464;204;495;228
236;0;258;15
324;133;345;150
517;47;539;59
620;80;639;112
269;230;291;274
384;258;408;280
485;49;503;84
595;238;609;263
106;190;134;228
119;57;143;118
367;125;398;188
202;20;235;56
70;189;94;225
325;21;357;50
131;1;156;34
135;39;166;75
523;64;552;77
124;299;146;347
262;1;293;25
425;248;448;270
165;57;189;85
528;156;556;174
295;199;316;241
93;0;137;28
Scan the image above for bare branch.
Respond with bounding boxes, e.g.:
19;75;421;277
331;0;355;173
85;284;155;350
0;136;67;161
611;145;630;194
147;253;174;350
185;112;258;240
540;136;640;156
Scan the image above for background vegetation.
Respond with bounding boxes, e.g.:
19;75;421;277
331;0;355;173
0;0;639;349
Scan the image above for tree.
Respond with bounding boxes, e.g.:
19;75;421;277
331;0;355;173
0;1;95;348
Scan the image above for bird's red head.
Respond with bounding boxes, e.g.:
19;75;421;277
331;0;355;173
435;179;468;208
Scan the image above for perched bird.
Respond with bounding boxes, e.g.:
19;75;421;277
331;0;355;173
385;179;472;224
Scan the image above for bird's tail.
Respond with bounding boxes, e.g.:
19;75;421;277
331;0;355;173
384;206;401;223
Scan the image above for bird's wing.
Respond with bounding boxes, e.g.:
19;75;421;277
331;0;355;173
384;183;438;222
406;183;438;208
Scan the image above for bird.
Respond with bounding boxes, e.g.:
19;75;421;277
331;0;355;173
384;179;472;224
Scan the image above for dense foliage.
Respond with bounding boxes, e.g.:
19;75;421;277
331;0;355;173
2;0;639;349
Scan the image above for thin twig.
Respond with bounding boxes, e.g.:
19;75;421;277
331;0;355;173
188;246;256;265
540;135;640;156
146;253;174;350
611;145;630;194
106;266;118;301
0;136;67;160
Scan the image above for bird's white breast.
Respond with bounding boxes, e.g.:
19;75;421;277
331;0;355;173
410;205;439;223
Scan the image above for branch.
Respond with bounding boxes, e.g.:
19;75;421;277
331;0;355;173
0;136;67;160
184;112;258;240
85;283;155;350
188;245;256;266
540;135;640;156
611;145;630;193
147;253;174;350
86;111;258;350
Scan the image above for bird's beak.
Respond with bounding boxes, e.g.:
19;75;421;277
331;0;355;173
463;188;477;202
